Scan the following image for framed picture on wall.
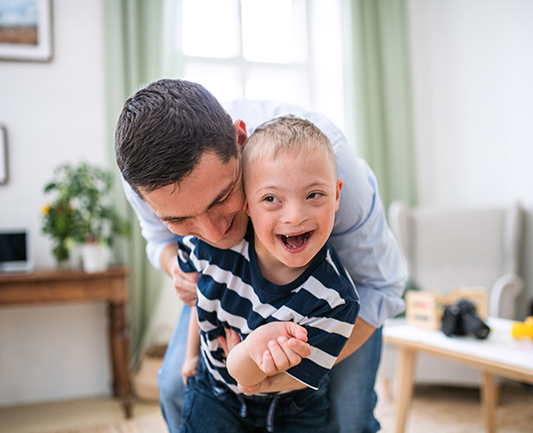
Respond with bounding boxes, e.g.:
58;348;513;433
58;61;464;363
0;0;53;62
0;125;7;185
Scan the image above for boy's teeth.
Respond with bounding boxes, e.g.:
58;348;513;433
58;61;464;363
281;232;310;249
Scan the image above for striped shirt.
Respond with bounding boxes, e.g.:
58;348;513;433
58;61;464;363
178;223;360;394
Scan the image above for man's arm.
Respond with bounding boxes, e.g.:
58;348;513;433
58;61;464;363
123;179;199;304
181;307;200;383
335;317;376;362
160;242;198;306
239;317;375;395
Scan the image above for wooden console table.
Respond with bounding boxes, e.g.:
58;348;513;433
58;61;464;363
0;267;133;418
383;318;533;433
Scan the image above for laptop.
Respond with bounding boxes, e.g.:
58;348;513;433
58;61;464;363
0;229;34;273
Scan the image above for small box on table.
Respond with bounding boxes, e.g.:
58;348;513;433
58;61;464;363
405;288;488;330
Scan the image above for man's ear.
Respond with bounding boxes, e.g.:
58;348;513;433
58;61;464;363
234;120;248;149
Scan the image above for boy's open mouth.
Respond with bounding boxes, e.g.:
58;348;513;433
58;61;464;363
280;232;311;249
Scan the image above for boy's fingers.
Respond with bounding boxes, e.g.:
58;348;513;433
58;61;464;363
288;338;312;358
278;336;304;367
260;349;276;375
267;339;291;372
286;322;308;342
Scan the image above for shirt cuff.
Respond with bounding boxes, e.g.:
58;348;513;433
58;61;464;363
356;286;406;328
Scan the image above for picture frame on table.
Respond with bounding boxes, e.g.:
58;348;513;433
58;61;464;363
0;0;53;62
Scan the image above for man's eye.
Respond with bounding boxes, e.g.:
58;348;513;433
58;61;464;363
217;193;231;206
167;219;187;226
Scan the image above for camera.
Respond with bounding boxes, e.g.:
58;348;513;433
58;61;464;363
441;299;491;339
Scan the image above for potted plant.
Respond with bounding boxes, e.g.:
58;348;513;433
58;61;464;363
41;162;130;271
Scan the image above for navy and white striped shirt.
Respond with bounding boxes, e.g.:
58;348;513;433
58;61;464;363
178;223;360;394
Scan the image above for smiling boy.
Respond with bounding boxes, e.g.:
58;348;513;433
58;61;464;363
178;116;360;433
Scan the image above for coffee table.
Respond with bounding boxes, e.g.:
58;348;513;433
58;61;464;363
383;317;533;433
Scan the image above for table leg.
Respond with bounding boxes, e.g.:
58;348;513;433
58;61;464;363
394;347;417;433
481;371;497;433
109;302;133;418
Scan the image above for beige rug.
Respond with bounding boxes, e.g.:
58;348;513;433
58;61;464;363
54;382;533;433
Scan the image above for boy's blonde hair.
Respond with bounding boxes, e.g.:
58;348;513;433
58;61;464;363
242;115;336;179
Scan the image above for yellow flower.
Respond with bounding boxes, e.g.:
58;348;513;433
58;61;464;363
41;204;50;215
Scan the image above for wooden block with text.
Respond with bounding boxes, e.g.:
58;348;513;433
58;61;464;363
406;288;488;330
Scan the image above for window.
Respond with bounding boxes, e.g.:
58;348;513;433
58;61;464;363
177;0;346;130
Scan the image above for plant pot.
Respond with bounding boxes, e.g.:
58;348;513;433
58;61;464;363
80;242;110;273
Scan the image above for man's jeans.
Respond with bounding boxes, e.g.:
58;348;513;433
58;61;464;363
158;305;383;433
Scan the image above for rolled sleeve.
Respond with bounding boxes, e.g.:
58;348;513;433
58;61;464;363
122;178;180;270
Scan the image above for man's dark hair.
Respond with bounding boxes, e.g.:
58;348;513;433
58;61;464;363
115;79;238;195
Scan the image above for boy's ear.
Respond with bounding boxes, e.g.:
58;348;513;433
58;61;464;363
242;199;250;216
334;179;343;212
234;120;248;148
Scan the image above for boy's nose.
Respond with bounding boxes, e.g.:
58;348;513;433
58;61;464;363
282;202;308;226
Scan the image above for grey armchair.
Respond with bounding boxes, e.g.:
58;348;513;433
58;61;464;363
380;201;524;387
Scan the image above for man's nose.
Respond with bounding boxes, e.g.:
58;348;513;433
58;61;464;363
195;213;228;244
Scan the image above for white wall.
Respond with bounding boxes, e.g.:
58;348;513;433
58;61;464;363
407;0;533;318
0;0;112;405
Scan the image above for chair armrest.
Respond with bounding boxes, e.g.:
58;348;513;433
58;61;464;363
489;273;524;319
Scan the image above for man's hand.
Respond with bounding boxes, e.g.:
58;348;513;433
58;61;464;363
243;322;311;375
161;243;198;306
181;355;199;385
217;327;242;358
238;371;306;395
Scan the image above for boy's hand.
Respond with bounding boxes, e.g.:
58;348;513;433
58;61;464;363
244;322;311;375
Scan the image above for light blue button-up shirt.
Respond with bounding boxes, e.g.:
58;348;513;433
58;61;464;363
122;99;406;328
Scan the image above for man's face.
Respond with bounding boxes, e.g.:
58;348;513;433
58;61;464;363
141;152;249;250
244;147;342;273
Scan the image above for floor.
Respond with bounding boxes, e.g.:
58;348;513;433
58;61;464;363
1;382;532;433
0;397;161;433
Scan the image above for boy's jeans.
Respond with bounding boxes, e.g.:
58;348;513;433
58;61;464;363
180;358;329;433
158;306;383;433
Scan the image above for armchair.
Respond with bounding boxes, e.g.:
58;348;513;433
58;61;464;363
380;201;524;387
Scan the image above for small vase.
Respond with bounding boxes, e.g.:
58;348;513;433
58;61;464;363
80;242;110;273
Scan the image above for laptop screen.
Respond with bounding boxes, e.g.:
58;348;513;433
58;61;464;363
0;231;33;272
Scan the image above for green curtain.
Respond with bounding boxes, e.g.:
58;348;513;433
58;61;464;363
347;0;417;209
102;0;179;367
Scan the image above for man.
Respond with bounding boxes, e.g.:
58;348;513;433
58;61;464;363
115;79;406;433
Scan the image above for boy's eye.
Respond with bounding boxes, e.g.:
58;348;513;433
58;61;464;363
264;196;278;203
307;192;323;199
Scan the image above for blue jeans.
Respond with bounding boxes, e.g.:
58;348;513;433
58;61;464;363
158;306;383;433
181;358;329;433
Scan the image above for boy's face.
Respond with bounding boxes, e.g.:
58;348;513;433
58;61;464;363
244;147;342;273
